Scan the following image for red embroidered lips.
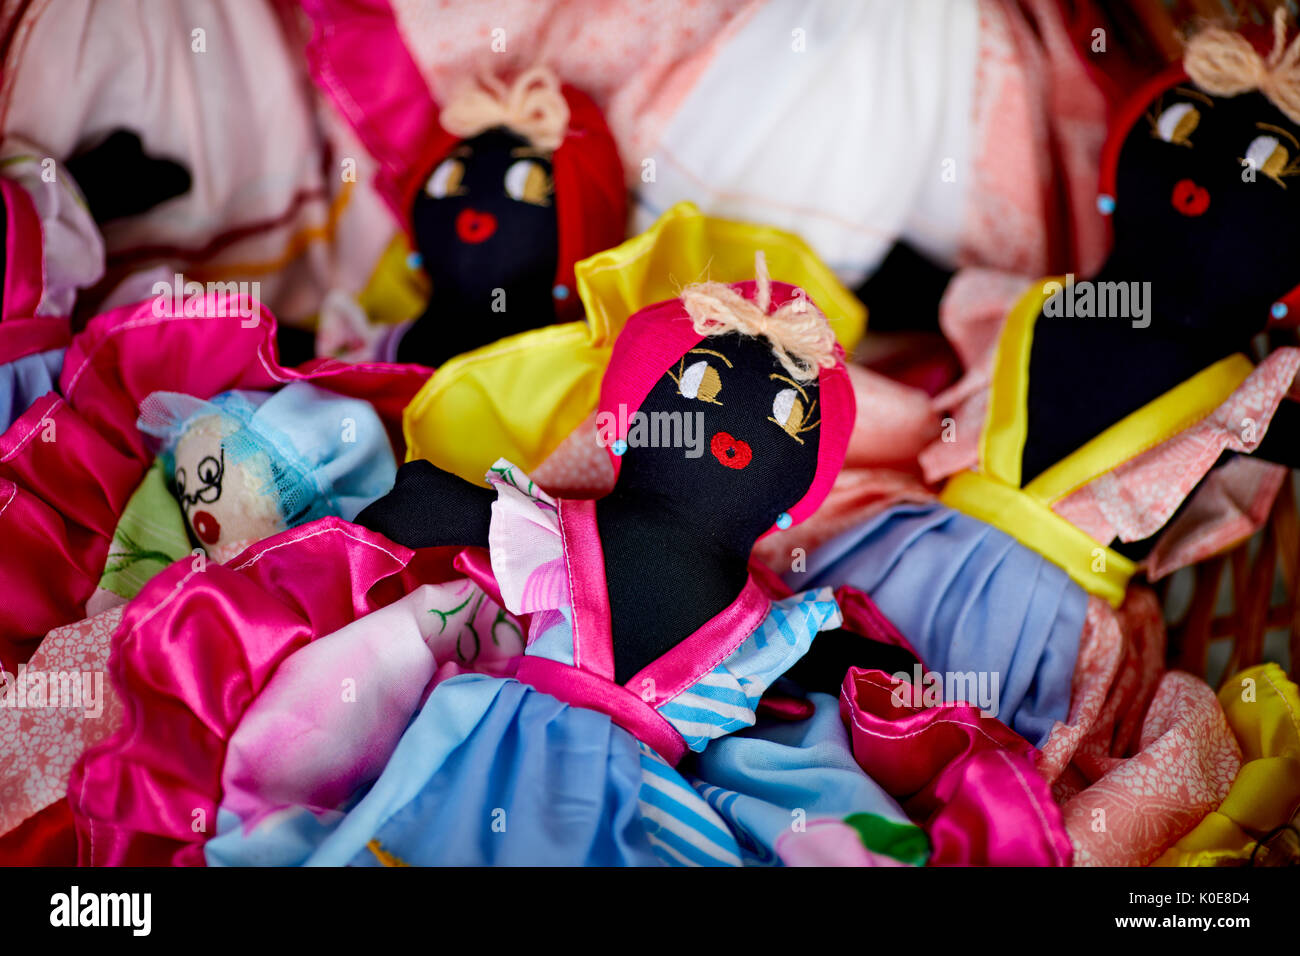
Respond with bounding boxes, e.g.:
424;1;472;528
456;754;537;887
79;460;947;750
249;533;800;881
1171;179;1210;217
455;207;498;243
710;432;753;469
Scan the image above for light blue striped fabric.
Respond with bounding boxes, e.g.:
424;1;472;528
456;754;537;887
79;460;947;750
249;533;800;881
658;589;842;752
637;742;742;866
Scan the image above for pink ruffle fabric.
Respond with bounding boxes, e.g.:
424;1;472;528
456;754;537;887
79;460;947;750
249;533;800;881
840;667;1073;867
66;518;472;866
0;294;430;672
1036;589;1242;867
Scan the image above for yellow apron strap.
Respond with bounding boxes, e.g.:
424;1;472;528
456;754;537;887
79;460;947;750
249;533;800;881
952;274;1257;605
940;471;1135;607
978;279;1056;490
1023;352;1255;504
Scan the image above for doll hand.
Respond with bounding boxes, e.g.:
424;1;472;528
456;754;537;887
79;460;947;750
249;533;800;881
780;627;920;697
316;290;387;362
355;459;496;549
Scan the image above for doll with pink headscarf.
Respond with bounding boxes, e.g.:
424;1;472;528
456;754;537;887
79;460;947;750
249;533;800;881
187;256;934;867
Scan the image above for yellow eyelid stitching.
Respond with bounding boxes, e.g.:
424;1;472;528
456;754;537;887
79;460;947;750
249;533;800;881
1257;122;1300;149
769;372;809;400
687;347;734;367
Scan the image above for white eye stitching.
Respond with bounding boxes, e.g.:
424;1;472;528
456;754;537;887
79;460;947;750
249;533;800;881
772;388;797;426
504;159;550;203
1154;103;1197;144
426;159;463;198
680;360;708;399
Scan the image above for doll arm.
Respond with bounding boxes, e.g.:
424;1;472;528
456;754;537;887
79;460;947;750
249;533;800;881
780;627;921;697
354;459;495;549
1250;397;1300;469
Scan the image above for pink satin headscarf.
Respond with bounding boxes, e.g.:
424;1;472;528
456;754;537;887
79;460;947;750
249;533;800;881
598;280;855;535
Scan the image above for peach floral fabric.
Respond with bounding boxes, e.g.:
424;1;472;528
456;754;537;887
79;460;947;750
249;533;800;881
1036;590;1242;866
0;606;125;837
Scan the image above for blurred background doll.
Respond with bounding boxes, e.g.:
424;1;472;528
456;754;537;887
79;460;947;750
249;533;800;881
316;66;626;368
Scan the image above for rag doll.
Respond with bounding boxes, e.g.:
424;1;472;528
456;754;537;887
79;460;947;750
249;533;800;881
138;381;398;563
323;67;625;369
791;13;1300;866
274;255;924;866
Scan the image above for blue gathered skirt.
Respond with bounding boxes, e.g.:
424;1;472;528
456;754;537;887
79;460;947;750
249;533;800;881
304;674;661;867
792;502;1088;746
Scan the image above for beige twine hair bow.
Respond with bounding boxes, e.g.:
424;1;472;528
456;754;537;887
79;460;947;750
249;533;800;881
1184;6;1300;125
681;252;838;383
439;66;570;152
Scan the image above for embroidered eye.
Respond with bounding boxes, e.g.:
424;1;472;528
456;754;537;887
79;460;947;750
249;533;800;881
1245;135;1290;182
196;454;223;486
1153;103;1199;146
678;360;722;403
504;159;552;205
771;388;803;437
426;158;466;199
767;375;820;444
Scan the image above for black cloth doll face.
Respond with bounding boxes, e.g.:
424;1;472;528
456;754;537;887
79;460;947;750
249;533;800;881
611;331;821;552
403;126;559;364
1111;86;1300;332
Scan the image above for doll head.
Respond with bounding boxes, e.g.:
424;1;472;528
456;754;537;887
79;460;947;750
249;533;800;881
138;381;397;562
405;68;625;342
1099;9;1300;333
597;254;854;547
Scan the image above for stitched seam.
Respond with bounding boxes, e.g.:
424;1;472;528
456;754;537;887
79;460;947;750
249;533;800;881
558;500;583;670
997;749;1065;866
0;396;62;462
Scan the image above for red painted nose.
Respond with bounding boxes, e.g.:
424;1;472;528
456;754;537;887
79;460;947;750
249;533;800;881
455;208;498;243
192;510;221;545
710;432;753;469
1171;179;1210;217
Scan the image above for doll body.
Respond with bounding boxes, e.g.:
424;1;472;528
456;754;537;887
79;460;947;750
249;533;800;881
272;267;934;866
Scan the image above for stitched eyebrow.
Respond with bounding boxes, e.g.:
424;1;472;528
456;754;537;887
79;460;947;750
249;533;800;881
769;372;808;401
1257;122;1300;149
1172;87;1214;107
509;147;550;159
449;146;472;158
687;347;733;368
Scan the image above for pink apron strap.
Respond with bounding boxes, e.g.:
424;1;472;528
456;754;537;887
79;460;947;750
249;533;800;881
556;498;617;681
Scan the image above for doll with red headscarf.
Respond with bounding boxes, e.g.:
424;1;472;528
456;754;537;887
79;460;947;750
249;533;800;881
321;67;626;367
792;11;1300;866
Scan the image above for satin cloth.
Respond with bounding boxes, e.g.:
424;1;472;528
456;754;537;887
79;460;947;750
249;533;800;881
1155;663;1300;867
0;348;62;431
65;518;481;866
0;293;430;672
689;691;926;866
838;666;1072;866
797;501;1086;746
